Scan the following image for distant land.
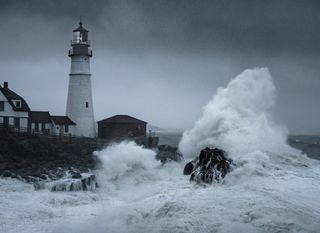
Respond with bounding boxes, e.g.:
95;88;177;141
147;125;184;134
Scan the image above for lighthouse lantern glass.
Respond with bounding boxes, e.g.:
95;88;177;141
73;31;80;43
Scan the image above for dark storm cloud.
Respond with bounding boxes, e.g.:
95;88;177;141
0;0;319;133
2;0;320;54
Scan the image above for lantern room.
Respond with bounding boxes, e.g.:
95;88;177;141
69;21;92;57
72;21;89;44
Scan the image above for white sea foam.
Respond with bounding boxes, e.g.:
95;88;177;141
95;141;158;181
179;68;293;159
1;68;320;233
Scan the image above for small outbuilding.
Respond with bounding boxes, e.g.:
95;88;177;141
97;115;147;140
28;111;52;134
51;116;76;136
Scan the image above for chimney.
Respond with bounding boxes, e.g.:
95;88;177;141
3;82;8;89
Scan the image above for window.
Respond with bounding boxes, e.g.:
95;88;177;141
14;117;20;129
73;31;80;42
15;101;21;108
0;101;4;111
35;123;39;132
65;125;69;133
86;102;89;108
41;123;45;131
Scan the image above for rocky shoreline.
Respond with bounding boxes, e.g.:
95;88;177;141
0;129;185;191
0;129;104;185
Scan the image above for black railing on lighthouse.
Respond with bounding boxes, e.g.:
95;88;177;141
68;49;92;57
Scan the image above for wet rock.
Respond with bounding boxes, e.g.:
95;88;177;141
43;173;98;192
2;170;14;178
33;182;46;190
71;172;82;179
68;167;82;179
0;128;102;180
156;145;183;163
184;147;234;184
183;162;194;175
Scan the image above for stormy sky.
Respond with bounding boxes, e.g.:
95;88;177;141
0;0;319;134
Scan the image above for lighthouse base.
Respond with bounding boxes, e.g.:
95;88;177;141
72;117;96;138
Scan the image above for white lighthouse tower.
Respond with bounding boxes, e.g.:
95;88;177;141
66;20;96;137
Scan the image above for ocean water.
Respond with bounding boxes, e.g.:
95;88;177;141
1;68;320;233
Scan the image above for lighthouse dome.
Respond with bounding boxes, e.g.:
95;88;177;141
73;21;88;33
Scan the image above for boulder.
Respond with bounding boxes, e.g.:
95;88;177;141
35;173;98;192
183;162;194;175
2;170;14;178
184;147;234;184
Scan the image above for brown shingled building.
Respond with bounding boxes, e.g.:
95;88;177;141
97;115;147;140
28;111;52;133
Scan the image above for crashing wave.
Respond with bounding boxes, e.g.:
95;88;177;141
34;173;98;192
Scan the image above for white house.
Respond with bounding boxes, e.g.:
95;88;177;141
0;82;77;137
51;116;76;136
29;111;76;136
0;81;30;131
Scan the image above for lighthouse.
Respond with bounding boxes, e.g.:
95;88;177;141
66;20;96;137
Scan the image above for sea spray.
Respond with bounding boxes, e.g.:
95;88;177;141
51;134;320;233
179;68;295;160
94;141;160;190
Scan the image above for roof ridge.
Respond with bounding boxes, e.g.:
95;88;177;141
0;86;30;112
98;114;147;124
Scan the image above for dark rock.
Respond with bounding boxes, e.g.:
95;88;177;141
0;129;104;192
71;172;82;179
184;147;234;184
39;173;98;192
2;170;13;177
33;182;45;190
68;167;82;179
0;128;103;180
183;162;194;175
25;176;44;183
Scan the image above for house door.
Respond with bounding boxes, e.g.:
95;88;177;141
14;117;20;129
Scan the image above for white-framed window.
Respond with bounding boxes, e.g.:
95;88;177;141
14;100;21;108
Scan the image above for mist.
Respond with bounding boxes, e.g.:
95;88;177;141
0;0;319;134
